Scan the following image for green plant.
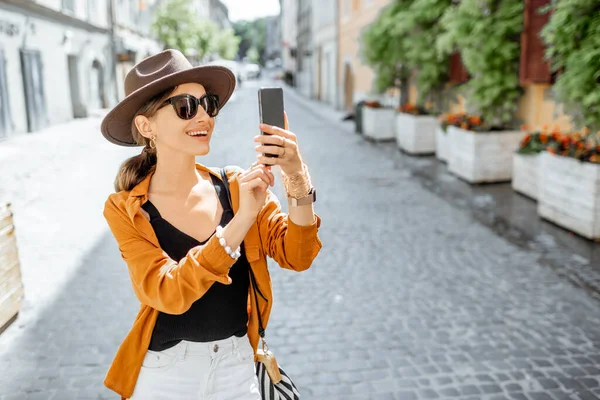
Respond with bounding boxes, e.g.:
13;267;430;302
541;0;600;130
361;1;414;102
438;0;524;128
404;0;453;110
152;0;226;60
213;28;241;60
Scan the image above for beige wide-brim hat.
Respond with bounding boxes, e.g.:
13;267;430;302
101;49;236;146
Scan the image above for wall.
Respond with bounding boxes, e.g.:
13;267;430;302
0;5;111;134
337;0;392;110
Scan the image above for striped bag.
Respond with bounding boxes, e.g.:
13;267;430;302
249;268;300;400
219;168;300;399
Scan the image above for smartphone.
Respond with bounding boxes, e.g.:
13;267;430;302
258;87;285;158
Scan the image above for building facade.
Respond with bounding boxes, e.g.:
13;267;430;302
112;0;164;101
209;0;231;30
0;0;116;137
313;0;337;106
338;0;392;111
281;0;297;81
295;0;313;97
265;15;281;62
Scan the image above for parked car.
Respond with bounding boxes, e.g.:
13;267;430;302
204;59;244;87
245;63;261;79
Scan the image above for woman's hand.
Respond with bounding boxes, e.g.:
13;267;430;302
236;163;275;223
254;112;304;175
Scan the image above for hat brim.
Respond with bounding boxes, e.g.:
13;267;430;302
101;65;236;146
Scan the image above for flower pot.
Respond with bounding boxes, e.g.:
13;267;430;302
447;126;525;183
0;203;24;332
395;113;439;155
538;152;600;240
512;153;540;200
362;107;396;141
436;127;449;163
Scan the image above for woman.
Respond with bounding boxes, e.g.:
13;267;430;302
101;49;321;399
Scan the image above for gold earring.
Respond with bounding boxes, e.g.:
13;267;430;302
149;135;156;149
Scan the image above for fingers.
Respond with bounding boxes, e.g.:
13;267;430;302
284;111;289;131
238;165;274;187
246;176;269;193
257;125;297;142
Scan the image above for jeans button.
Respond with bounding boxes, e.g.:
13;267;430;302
213;344;219;353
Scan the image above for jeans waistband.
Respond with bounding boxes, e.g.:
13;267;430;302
160;335;247;359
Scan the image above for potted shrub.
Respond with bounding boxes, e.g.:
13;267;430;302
538;130;600;240
361;1;413;142
512;129;550;200
436;113;469;162
438;0;525;183
362;100;397;141
395;103;440;154
394;0;451;154
537;0;600;239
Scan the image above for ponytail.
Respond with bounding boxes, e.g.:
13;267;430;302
114;147;157;192
113;87;175;192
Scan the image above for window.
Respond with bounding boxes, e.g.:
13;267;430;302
62;0;75;14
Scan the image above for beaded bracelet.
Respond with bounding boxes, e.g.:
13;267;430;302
215;225;241;260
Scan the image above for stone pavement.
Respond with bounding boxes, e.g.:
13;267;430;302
2;79;600;400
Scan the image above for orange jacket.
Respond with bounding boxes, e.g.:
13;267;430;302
102;164;322;399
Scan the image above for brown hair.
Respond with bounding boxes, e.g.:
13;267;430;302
114;87;175;192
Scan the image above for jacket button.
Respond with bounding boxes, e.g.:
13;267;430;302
213;344;219;353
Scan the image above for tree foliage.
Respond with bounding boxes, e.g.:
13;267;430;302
233;19;267;64
438;0;524;128
361;0;414;96
541;0;600;130
152;0;240;61
404;0;453;108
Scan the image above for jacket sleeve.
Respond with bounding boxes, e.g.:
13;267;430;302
104;196;236;315
256;190;322;271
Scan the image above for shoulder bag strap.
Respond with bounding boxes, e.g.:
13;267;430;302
220;167;266;339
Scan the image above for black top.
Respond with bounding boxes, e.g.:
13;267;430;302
142;173;250;351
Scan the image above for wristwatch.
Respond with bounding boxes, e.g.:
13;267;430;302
288;187;317;207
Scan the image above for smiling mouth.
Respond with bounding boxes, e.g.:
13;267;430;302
186;130;208;137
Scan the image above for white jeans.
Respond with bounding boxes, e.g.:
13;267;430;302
130;335;261;400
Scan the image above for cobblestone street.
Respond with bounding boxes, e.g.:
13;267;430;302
2;79;600;400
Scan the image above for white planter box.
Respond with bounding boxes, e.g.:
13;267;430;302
395;113;439;155
512;153;540;200
447;126;525;183
436;127;449;163
538;152;600;240
362;107;396;141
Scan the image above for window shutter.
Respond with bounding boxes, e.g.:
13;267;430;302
449;52;468;84
520;0;552;84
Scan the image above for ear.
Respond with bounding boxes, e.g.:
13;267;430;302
134;115;154;139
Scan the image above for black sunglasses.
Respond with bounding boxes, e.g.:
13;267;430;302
162;93;220;120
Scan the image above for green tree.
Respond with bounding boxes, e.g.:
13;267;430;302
541;0;600;130
214;28;241;60
247;47;260;63
361;0;414;105
233;19;267;64
152;0;200;53
438;0;524;128
404;0;453;110
152;0;225;61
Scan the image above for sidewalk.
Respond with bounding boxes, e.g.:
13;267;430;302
0;116;137;336
284;86;600;298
